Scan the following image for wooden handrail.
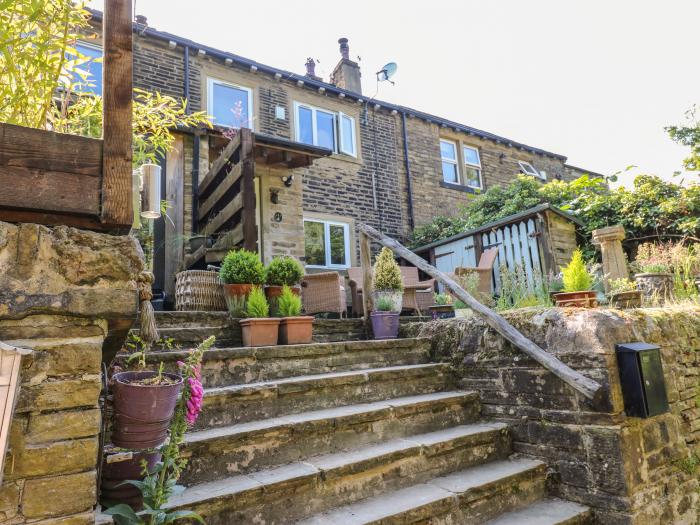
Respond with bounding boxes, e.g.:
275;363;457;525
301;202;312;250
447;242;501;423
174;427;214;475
358;223;605;404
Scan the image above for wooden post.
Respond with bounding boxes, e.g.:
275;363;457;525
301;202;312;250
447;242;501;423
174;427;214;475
240;129;258;252
101;0;133;230
357;222;605;404
359;231;374;337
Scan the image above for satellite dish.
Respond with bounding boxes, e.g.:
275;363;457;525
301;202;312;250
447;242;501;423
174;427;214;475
376;62;398;83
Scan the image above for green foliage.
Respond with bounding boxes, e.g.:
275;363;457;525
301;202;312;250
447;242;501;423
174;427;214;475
245;286;269;318
634;241;700;298
265;256;304;286
220;249;265;285
608;278;637;295
375;297;395;312
496;265;552;310
561;249;593;292
666;105;700;174
433;293;452;306
454;271;494;307
277;285;302;317
372;248;404;292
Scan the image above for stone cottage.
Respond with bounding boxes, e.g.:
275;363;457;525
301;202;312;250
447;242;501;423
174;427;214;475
84;10;598;303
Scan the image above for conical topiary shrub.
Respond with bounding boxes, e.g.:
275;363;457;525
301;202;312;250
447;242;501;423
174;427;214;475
372;247;404;313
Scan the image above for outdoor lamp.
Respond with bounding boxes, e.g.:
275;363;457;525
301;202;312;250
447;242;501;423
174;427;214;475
140;163;162;219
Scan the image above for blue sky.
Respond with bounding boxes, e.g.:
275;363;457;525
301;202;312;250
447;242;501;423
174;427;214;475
90;0;699;187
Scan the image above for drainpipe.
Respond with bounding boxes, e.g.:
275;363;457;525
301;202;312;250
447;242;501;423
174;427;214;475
401;111;415;230
183;46;200;234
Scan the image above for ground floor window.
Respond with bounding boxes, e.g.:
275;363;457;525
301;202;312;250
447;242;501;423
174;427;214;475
304;218;351;268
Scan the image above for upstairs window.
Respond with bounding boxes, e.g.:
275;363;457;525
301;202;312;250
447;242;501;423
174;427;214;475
70;42;103;95
440;140;458;183
207;78;253;129
294;102;356;156
304;218;351;268
519;161;545;180
462;146;482;189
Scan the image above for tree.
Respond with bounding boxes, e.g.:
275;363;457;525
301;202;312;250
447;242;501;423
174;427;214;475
666;105;700;175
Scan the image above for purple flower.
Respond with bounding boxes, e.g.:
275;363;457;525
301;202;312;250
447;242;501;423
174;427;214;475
185;376;203;425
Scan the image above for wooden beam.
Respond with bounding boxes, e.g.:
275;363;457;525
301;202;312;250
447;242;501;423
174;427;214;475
199;133;240;196
198;162;243;221
240;129;257;252
359;231;374;337
206;192;243;234
101;0;133;229
0;209;104;231
287;154;312;169
357;222;605;404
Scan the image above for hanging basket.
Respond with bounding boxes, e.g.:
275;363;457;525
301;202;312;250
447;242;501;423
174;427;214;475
175;270;226;311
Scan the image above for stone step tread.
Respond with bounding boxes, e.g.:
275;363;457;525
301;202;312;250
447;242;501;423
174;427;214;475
204;362;450;395
295;458;546;524
482;498;592;525
186;391;479;444
168;423;511;508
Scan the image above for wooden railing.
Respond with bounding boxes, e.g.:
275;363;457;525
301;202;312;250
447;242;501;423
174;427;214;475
358;223;605;405
192;128;257;264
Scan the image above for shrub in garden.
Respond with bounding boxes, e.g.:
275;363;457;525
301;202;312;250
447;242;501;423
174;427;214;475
373;248;404;292
496;265;552;310
265;256;304;286
220;249;265;285
278;285;302;317
562;250;594;292
245;287;269;318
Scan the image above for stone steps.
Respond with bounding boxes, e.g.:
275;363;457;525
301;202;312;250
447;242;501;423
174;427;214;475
137;338;431;387
164;424;514;524
195;363;453;429
297;458;548;524
180;391;481;484
483;498;593;525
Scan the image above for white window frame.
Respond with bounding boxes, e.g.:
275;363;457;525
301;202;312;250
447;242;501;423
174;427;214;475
293;102;357;157
303;218;351;269
462;145;483;189
207;77;254;130
72;41;103;95
518;161;545;180
440;139;459;184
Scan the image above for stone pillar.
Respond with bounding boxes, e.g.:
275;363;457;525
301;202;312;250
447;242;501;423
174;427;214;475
592;225;628;292
0;222;142;523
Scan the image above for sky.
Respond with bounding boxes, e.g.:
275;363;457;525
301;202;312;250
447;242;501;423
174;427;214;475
90;0;699;187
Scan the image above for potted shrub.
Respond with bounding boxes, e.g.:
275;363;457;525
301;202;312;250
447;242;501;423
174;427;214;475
608;278;642;309
371;297;400;340
372;247;404;312
265;256;304;315
633;243;674;302
219;249;265;316
278;285;314;345
239;286;281;347
429;293;456;319
552;249;598;307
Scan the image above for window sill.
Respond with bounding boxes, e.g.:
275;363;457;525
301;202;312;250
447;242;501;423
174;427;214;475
320;152;362;166
439;181;482;194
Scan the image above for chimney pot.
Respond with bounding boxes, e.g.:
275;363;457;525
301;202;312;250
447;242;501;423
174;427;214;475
135;14;147;25
305;58;317;78
338;38;350;60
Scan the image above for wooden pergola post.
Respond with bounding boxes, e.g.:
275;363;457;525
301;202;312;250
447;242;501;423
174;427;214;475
359;231;374;337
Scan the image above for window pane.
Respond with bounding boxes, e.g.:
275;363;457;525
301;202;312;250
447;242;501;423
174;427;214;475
464;167;481;188
442;162;458;183
298;106;313;145
440;140;456;160
329;225;347;266
316;111;335;150
72;44;103;95
463;147;480;166
304;221;326;266
212;83;249;128
340;115;355;155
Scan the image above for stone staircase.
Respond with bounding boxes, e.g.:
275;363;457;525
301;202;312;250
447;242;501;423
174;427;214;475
102;316;592;524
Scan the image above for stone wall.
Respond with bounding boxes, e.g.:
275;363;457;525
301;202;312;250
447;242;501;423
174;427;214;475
405;307;700;524
0;222;142;523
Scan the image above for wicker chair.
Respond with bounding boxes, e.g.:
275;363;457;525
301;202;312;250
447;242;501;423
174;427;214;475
453;247;499;296
300;272;347;318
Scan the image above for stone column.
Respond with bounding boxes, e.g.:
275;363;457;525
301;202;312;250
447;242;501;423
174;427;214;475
592;225;628;292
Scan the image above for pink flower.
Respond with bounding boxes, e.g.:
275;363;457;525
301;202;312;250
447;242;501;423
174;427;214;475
185;376;203;426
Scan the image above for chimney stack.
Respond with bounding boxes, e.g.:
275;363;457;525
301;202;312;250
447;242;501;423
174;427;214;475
135;14;147;26
305;58;321;81
330;37;361;94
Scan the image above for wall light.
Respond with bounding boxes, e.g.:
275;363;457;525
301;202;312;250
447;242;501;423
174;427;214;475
140;163;162;219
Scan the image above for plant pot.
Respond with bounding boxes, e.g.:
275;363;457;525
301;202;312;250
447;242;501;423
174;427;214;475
111;371;183;449
635;273;674;302
100;450;161;509
239;318;281;347
279;316;314;345
610;290;642;309
265;285;301;316
372;290;403;313
429;304;456;320
223;283;253;316
552;291;598;308
188;235;212;253
370;311;400;340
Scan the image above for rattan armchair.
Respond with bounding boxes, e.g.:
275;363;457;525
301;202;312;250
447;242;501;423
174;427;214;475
300;272;347;318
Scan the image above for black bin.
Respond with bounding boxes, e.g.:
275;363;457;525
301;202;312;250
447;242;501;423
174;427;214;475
615;342;669;418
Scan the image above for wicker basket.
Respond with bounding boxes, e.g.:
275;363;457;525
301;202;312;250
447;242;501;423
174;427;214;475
175;270;226;311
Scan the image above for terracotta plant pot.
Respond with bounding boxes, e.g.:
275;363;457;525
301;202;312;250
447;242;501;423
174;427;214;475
635;273;674;303
111;371;183;449
239;318;281;347
100;450;161;509
429;304;456;320
370;311;400;340
279;316;314;345
610;290;642;309
265;285;301;316
552;291;598;308
223;283;253;316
